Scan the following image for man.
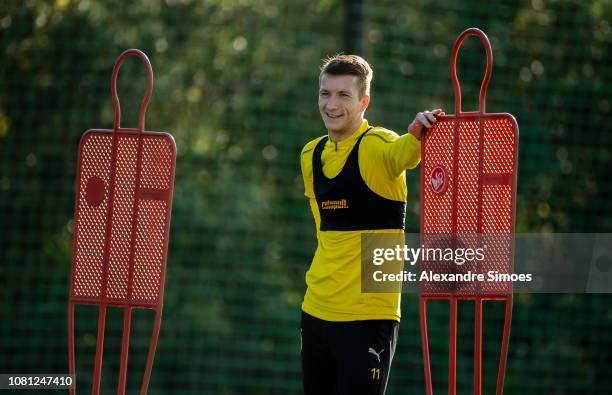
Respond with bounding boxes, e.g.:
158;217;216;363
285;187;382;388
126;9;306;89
300;54;444;395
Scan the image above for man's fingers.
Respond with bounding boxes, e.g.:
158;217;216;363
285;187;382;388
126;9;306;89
414;108;445;133
424;111;437;123
417;112;431;128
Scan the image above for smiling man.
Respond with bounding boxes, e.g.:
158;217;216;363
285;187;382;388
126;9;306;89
299;54;444;395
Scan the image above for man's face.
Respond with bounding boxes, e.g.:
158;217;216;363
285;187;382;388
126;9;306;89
319;73;369;136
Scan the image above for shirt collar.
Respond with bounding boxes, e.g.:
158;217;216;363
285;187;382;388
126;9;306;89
325;119;370;150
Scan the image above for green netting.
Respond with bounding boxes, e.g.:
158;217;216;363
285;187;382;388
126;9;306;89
1;0;610;394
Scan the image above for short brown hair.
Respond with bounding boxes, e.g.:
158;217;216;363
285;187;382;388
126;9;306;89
320;54;373;98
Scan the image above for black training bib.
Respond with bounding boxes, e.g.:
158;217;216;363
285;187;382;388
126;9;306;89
313;129;406;231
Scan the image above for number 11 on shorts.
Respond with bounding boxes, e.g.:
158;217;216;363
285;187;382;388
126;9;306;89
371;368;381;380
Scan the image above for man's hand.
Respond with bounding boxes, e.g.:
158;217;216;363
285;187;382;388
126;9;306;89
408;109;445;141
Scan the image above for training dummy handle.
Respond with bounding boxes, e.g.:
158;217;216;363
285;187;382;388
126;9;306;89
111;49;154;131
450;27;493;115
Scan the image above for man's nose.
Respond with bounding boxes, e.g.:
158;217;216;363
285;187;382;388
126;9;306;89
325;95;340;109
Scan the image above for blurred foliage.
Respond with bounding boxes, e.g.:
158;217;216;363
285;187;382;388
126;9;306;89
0;0;610;393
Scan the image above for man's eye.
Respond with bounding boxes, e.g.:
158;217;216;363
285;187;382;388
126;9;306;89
320;92;329;96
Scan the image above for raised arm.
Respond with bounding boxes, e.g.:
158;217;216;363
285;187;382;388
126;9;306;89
371;109;445;178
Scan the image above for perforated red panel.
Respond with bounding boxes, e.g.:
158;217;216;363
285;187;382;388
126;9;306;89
132;199;168;302
141;136;174;190
107;135;138;301
457;120;480;233
70;130;176;307
484;118;516;175
132;136;174;303
480;233;513;294
72;133;113;299
420;113;517;297
422;118;454;234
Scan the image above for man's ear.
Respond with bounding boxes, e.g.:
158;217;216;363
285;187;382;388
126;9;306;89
360;95;370;113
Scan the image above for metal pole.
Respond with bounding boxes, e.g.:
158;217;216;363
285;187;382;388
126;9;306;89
344;0;364;55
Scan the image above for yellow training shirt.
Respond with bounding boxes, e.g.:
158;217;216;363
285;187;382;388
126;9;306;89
300;119;421;322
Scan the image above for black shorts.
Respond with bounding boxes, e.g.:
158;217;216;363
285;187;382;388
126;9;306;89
301;311;399;395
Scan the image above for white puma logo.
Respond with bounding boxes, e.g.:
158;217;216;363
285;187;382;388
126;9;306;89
368;347;385;363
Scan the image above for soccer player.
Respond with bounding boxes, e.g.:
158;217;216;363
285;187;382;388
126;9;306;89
300;54;444;395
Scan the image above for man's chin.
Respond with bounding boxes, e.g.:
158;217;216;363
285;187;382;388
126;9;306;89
323;122;344;133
